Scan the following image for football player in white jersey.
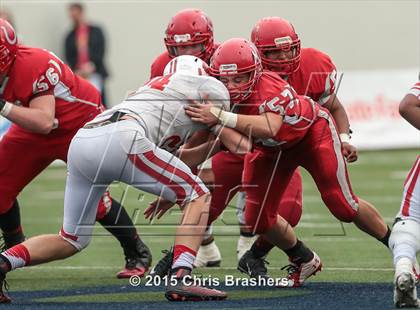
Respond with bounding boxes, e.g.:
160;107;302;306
389;82;420;308
0;56;250;303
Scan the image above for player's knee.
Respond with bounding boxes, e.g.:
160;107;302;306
189;192;211;211
244;211;275;234
278;199;302;227
59;230;92;251
322;192;357;222
389;219;420;251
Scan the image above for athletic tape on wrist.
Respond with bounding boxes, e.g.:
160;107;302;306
210;107;237;128
0;101;13;117
339;133;351;144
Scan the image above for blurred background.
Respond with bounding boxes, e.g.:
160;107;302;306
0;0;419;149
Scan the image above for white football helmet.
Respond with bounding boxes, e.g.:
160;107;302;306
163;55;209;76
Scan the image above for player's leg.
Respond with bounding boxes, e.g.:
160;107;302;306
193;158;222;268
240;168;303;263
235;191;258;260
301;111;390;247
151;151;246;272
117;125;226;301
0;132;54;250
194;152;245;267
0;127;116;303
240;150;321;286
390;157;420;308
58;131;152;278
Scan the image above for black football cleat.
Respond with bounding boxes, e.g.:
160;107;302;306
237;249;270;280
149;248;173;279
117;238;152;278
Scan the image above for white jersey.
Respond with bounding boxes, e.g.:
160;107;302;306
88;73;230;153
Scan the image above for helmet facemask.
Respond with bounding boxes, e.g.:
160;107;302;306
258;37;301;76
0;19;18;75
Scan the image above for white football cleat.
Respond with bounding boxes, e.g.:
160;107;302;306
283;251;322;287
237;235;258;261
193;241;222;268
394;257;420;308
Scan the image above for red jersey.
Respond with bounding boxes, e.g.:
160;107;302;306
150;43;220;79
286;48;337;105
238;72;319;149
150;51;173;79
0;46;103;139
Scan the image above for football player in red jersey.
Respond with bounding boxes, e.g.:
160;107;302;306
185;38;391;286
199;16;361;267
0;19;151;279
234;16;364;275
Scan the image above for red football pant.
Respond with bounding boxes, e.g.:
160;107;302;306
208;151;303;227
243;111;359;234
0;125;109;219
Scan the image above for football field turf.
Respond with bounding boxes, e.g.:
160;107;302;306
5;149;419;309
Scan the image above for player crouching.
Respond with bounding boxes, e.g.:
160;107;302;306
0;55;251;302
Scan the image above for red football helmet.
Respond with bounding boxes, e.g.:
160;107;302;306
164;9;214;61
210;38;262;103
0;18;18;75
251;17;301;76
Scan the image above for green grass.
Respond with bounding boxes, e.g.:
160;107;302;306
9;149;419;299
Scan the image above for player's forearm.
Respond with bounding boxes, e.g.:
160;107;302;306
234;113;283;139
324;95;350;134
399;95;420;130
330;105;350;134
182;129;212;149
212;108;282;139
177;139;221;168
0;102;55;134
216;126;252;154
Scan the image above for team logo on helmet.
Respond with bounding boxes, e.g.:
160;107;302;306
173;34;192;43
274;36;292;49
219;64;238;74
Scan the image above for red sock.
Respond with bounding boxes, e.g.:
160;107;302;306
1;244;30;270
172;244;196;271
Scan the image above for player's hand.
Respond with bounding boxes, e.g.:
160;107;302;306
184;100;219;126
144;198;175;220
342;142;358;163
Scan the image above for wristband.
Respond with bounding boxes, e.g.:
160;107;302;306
210;107;237;128
339;133;351;144
0;100;13;117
